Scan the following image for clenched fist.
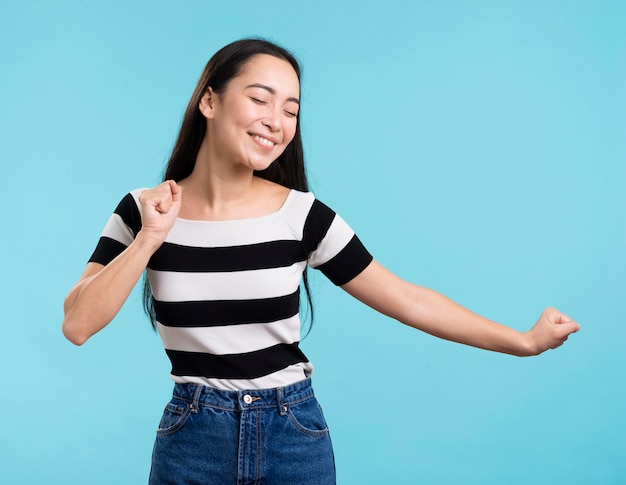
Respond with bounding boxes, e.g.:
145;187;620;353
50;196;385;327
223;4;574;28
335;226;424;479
524;307;580;355
137;180;182;250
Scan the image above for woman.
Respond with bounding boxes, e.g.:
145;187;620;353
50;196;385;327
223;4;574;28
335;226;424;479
62;39;580;484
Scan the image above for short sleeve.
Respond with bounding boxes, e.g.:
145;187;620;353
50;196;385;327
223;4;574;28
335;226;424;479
88;191;143;265
302;199;373;286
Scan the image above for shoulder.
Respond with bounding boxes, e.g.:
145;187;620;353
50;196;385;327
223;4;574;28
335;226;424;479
281;189;316;219
108;188;149;233
287;188;315;204
114;188;151;211
129;188;150;204
283;190;346;225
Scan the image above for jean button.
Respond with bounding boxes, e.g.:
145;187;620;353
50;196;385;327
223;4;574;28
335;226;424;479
243;394;253;404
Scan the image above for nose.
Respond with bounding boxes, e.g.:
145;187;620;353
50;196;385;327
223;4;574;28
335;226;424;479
262;106;282;132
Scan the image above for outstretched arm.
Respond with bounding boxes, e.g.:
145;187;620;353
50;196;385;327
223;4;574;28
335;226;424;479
341;260;580;356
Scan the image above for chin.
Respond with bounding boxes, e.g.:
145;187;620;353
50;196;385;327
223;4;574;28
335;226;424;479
252;165;276;176
249;157;281;173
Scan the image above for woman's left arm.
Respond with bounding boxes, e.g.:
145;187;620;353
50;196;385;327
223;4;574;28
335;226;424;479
341;260;580;356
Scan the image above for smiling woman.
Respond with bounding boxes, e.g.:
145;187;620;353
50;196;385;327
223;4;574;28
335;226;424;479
196;54;300;174
61;38;580;485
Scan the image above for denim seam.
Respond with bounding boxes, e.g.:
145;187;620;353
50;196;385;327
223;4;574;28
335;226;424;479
285;393;314;406
256;408;263;484
155;405;193;437
172;388;315;411
172;395;237;412
286;408;330;439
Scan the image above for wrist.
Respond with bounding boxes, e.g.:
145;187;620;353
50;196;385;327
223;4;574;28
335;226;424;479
518;331;539;357
134;229;166;254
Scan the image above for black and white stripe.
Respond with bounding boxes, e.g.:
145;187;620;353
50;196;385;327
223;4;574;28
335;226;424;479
90;189;372;390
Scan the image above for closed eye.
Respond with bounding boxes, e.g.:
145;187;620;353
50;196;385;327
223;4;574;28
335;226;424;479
250;97;267;105
284;109;298;118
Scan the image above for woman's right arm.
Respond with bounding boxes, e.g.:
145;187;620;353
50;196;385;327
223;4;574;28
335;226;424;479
62;181;181;345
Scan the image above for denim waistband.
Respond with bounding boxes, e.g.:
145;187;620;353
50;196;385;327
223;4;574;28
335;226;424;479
171;378;315;413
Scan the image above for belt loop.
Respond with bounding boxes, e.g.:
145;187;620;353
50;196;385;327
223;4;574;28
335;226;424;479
276;386;287;416
190;385;203;414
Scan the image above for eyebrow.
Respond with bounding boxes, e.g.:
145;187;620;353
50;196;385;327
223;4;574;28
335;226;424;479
245;83;300;105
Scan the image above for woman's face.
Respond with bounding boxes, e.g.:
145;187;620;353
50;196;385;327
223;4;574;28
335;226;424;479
201;54;300;172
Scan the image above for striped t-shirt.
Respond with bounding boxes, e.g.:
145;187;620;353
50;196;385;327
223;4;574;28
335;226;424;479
89;188;372;390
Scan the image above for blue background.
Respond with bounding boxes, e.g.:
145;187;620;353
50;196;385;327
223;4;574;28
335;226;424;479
1;1;624;483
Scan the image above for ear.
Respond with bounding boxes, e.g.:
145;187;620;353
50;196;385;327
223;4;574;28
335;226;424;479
199;88;216;119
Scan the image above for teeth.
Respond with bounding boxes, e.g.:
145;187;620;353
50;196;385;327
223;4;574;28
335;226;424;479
252;135;274;147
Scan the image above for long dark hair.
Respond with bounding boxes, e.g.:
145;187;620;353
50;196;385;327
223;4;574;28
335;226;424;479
144;38;314;331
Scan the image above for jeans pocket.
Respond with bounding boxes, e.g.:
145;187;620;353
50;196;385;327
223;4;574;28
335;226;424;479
286;397;330;439
156;399;192;437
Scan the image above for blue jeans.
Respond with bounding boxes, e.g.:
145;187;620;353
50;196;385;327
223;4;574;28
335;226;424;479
149;378;336;484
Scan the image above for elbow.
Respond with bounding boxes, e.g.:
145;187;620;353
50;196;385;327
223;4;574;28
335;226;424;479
62;300;92;346
62;318;90;346
62;278;103;346
62;293;86;345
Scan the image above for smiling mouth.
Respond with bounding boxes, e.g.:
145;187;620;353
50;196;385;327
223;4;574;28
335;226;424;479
250;134;276;148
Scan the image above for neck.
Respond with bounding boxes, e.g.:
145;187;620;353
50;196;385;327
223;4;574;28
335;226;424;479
183;136;256;207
